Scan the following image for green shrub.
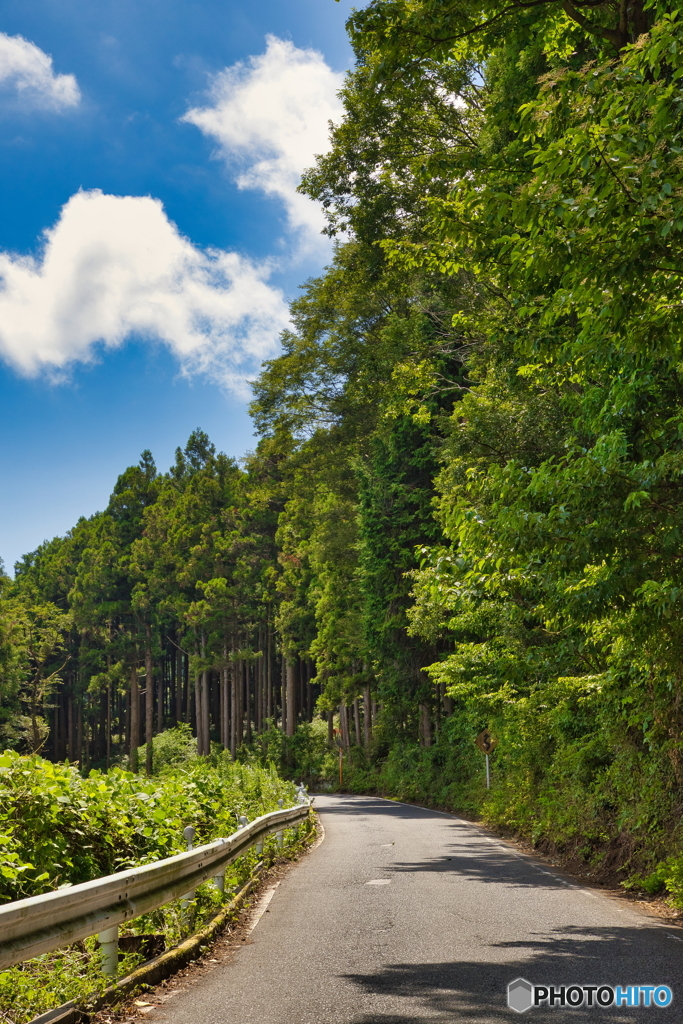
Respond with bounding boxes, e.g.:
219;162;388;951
624;855;683;905
135;721;197;772
0;734;305;1023
0;735;296;903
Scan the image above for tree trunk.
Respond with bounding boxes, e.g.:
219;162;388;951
195;672;203;755
353;699;361;747
124;687;130;765
237;659;244;748
255;631;261;734
298;660;304;727
67;693;74;762
157;659;164;733
230;654;238;759
145;628;154;775
245;661;253;744
286;658;297;737
221;646;229;749
266;628;273;723
201;668;210;755
83;705;90;769
184;652;191;723
280;655;287;733
308;660;315;722
260;651;266;733
53;692;61;760
260;649;266;732
363;683;373;748
339;704;351;749
129;660;139;772
434;684;442;739
328;709;334;745
175;647;183;723
419;703;432;748
170;646;177;726
106;682;111;769
76;701;83;767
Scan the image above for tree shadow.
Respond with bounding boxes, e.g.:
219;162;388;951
385;830;571;889
317;796;571;889
313;794;452;822
341;925;680;1023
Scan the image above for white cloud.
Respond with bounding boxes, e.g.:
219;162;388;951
0;190;289;390
0;39;346;388
182;36;344;250
0;33;80;111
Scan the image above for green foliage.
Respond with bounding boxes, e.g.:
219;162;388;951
0;937;142;1024
625;853;683;905
0;739;295;903
252;719;336;786
136;721;198;771
0;740;302;1023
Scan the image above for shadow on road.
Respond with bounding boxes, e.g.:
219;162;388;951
386;852;570;889
340;925;678;1022
313;795;452;823
386;830;571;889
317;795;572;889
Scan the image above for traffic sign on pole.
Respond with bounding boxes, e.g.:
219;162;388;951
475;729;497;788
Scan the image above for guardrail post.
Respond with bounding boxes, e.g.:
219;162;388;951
255;840;263;857
98;925;118;977
181;825;196;927
276;800;284;849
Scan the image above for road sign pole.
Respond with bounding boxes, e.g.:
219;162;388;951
476;729;497;789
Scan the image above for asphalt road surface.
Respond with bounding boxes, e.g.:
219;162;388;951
154;793;681;1023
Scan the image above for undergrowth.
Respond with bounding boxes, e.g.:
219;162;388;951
0;727;305;1024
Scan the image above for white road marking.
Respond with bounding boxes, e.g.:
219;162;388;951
247;882;280;933
366;879;391;885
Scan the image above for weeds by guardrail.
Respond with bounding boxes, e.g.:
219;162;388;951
0;798;310;980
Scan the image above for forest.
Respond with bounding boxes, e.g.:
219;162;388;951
3;0;683;901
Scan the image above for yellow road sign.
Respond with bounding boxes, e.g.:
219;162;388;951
475;729;497;755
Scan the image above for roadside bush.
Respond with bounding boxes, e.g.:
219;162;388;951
0;734;296;903
251;718;335;785
0;732;305;1023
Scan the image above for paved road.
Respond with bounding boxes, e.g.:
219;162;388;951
155;794;681;1023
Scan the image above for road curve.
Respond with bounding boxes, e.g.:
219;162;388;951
154;793;681;1023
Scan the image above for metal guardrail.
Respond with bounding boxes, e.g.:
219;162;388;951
0;798;311;975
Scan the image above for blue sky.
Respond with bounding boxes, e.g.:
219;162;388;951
0;0;355;572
